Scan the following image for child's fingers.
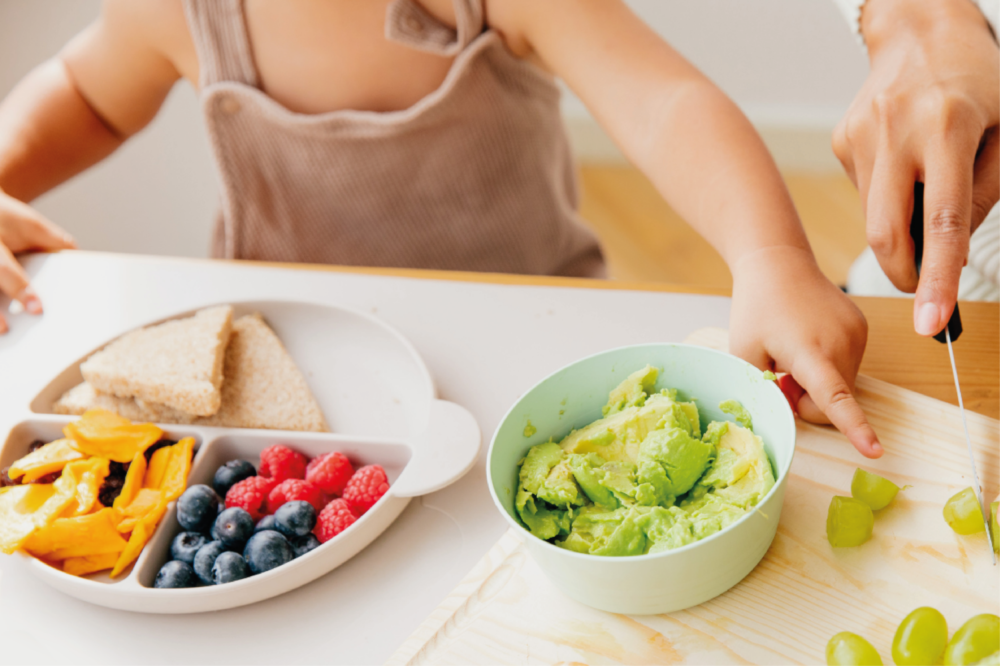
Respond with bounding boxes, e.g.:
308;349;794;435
792;358;882;459
3;198;76;252
0;241;43;319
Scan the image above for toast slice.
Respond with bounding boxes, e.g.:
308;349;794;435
198;314;329;432
53;382;196;424
80;305;233;417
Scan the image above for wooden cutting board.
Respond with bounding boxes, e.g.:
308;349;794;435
387;328;1000;665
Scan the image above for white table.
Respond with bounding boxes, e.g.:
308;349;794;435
0;251;730;665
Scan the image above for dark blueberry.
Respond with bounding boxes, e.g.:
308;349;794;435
273;501;316;538
243;531;294;575
211;551;250;585
193;540;227;585
290;533;321;558
255;515;277;533
153;560;196;588
213;459;256;497
144;439;176;463
98;476;125;507
170;532;210;564
177;485;221;533
211;507;254;550
0;467;20;487
28;440;47;453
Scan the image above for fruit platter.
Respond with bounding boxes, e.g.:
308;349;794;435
0;299;480;613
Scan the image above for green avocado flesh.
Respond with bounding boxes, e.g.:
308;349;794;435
514;365;776;556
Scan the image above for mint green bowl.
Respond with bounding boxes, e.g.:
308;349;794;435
487;343;796;615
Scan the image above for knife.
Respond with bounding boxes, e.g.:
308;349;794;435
911;182;996;563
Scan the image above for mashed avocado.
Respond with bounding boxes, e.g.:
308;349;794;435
515;365;775;556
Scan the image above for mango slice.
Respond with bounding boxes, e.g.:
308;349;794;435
63;551;120;577
62;458;110;517
64;409;162;463
143;446;172;490
7;439;84;483
111;498;166;578
23;508;127;560
113;451;147;511
161;437;195;501
117;489;164;533
0;485;59;554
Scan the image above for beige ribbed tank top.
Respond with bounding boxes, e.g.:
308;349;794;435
182;0;605;277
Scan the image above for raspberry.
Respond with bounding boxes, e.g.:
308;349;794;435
267;478;324;514
305;452;355;496
258;445;307;483
315;499;357;543
341;465;389;516
225;476;279;521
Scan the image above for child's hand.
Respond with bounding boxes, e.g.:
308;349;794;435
0;188;75;333
729;245;881;458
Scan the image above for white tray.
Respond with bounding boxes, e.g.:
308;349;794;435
1;299;480;613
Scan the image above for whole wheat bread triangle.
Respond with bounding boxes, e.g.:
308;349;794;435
80;305;233;416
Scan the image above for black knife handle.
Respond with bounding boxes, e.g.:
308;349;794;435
910;182;962;343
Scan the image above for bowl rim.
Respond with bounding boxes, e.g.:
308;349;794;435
486;341;797;563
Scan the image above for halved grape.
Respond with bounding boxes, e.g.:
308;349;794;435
851;468;900;510
827;632;883;665
943;487;986;535
827;496;874;547
893;607;948;665
991;501;999;554
944;614;1000;665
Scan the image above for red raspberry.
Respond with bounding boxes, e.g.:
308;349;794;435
268;478;324;514
341;465;389;516
258;445;307;483
315;499;357;543
306;452;355;496
225;476;279;521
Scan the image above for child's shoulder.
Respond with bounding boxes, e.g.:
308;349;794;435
97;0;198;83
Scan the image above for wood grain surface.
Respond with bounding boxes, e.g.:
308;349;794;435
386;329;1000;666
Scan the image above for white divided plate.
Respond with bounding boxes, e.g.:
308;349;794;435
1;300;480;613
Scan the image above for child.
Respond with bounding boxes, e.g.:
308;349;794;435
0;0;878;457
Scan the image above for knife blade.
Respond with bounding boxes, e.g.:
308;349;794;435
910;182;995;563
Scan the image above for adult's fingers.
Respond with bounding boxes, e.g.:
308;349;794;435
915;137;976;336
0;240;42;318
971;129;999;233
792;356;882;458
866;149;919;292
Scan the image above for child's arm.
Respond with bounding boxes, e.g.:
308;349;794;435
489;0;880;457
0;0;181;330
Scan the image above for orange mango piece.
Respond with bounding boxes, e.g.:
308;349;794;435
23;508;128;560
111;497;166;578
143;446;171;490
0;484;58;554
116;489;164;533
7;438;84;483
113;451;147;511
161;437;195;501
64;409;162;463
63;551;120;577
62;458;110;517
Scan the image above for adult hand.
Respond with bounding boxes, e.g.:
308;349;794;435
730;245;880;458
832;0;999;336
0;187;75;333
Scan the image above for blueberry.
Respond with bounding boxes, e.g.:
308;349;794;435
193;540;227;585
211;507;254;550
213;459;256;497
153;560;196;588
290;533;321;558
273;501;316;538
171;532;210;564
243;531;294;575
211;551;250;585
255;515;277;533
176;485;221;533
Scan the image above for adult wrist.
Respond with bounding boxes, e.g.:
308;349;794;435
862;0;993;59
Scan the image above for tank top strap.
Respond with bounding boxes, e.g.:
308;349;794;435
386;0;484;56
181;0;260;89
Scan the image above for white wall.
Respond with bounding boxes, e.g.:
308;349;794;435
0;0;867;259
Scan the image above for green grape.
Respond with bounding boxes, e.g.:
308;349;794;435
944;615;1000;665
972;651;1000;665
851;468;900;510
827;496;874;547
943;487;987;536
827;632;883;666
991;501;999;554
892;607;948;665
